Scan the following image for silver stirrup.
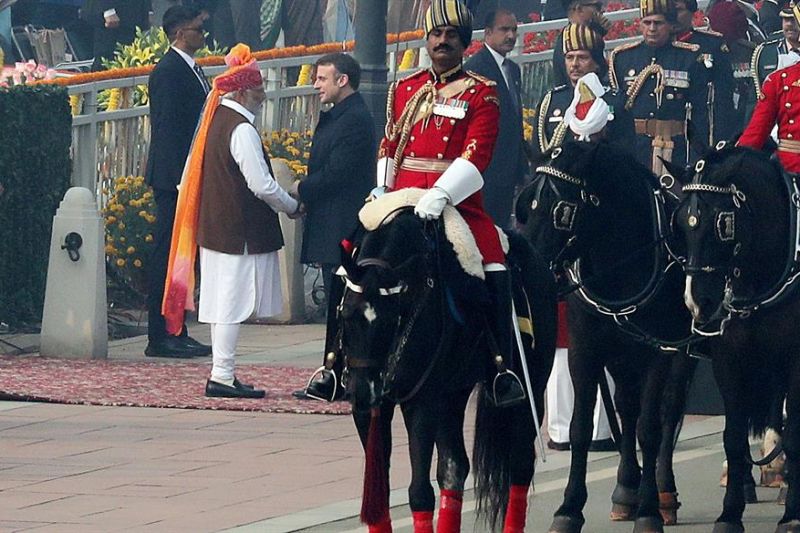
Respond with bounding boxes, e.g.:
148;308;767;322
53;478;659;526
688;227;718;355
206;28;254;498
490;368;526;408
303;366;339;402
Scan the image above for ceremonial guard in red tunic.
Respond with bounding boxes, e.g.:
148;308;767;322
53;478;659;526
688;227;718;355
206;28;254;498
738;2;800;172
377;0;526;412
374;3;530;530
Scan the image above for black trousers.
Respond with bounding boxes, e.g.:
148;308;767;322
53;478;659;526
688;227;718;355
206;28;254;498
147;188;182;342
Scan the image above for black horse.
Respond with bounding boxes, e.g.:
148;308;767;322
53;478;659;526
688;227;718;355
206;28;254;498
672;142;800;532
338;203;556;531
515;140;695;532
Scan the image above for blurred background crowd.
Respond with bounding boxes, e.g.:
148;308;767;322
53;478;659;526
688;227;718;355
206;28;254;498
0;0;549;69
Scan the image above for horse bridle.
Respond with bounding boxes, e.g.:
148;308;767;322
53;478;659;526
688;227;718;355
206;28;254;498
680;157;751;336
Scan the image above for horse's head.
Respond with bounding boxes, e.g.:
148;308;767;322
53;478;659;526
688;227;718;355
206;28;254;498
672;142;760;325
339;210;433;412
515;142;603;281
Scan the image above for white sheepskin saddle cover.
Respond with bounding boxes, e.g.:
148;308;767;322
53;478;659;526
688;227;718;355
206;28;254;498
358;188;509;280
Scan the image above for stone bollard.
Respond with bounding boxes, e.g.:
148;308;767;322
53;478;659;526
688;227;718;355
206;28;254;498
273;160;306;323
41;187;108;359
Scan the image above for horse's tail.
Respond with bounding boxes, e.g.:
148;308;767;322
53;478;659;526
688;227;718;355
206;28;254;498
472;385;514;530
472;232;558;531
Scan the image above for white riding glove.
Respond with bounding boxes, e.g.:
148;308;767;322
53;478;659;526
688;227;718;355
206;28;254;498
414;187;451;220
413;157;484;220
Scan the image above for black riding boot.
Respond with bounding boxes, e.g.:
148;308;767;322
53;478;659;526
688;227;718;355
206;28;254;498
293;272;346;402
485;269;526;408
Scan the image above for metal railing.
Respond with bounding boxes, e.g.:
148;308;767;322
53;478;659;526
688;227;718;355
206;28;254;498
66;6;655;199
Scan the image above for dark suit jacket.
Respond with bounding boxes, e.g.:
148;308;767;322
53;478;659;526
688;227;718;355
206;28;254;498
464;44;527;227
145;48;207;192
298;92;376;266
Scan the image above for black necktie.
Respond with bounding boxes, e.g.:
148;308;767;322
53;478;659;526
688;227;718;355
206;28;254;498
193;63;210;94
503;59;520;110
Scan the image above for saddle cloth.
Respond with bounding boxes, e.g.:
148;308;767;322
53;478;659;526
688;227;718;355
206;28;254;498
358;188;509;280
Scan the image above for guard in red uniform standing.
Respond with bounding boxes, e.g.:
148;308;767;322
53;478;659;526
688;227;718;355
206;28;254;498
738;1;800;172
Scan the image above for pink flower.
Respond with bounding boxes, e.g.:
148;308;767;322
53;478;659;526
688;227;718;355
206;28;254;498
35;64;47;75
44;69;56;80
11;72;22;85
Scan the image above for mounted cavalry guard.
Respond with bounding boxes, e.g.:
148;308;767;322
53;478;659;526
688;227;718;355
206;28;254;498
738;0;800;172
371;0;528;409
533;22;636;159
751;0;800;101
609;0;712;175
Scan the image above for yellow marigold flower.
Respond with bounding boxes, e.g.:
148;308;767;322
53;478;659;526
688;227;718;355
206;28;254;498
104;244;115;254
139;210;148;218
145;234;153;243
127;246;136;255
120;237;126;243
118;222;126;230
303;151;310;159
133;259;143;268
116;258;126;267
107;215;117;224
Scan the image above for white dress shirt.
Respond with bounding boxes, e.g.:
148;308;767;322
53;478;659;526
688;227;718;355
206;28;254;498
486;43;512;91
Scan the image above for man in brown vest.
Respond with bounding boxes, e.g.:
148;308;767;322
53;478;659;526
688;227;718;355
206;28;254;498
163;44;303;399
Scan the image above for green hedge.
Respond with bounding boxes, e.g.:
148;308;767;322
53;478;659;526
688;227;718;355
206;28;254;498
0;85;71;327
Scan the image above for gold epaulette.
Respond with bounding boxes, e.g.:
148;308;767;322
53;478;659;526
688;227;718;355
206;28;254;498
466;70;497;86
673;41;700;52
694;27;723;38
397;69;426;84
751;42;765;99
609;41;640;91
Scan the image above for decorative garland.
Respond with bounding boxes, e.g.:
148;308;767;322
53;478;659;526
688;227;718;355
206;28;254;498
33;30;425;88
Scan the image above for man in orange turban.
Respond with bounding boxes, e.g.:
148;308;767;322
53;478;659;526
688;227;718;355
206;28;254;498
163;44;303;399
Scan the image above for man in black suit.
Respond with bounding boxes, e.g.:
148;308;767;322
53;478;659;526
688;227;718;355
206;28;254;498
464;8;527;227
292;53;376;401
144;5;211;358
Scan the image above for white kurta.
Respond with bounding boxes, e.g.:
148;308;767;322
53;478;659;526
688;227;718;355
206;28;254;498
198;98;298;325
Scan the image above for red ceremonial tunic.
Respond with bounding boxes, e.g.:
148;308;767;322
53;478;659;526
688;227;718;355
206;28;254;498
739;61;800;172
379;66;505;264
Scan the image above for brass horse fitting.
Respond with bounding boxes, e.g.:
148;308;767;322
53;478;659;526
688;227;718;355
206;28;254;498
493;354;507;371
324;351;337;370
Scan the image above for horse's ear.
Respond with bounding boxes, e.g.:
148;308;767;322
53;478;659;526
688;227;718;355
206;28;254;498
687;120;709;160
340;239;364;282
514;183;534;225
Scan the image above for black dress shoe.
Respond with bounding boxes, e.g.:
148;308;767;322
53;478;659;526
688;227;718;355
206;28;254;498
547;439;571;451
589;438;617;452
145;337;200;358
180;336;212;356
205;379;265;399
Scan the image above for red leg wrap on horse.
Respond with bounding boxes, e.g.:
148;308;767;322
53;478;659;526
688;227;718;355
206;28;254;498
436;489;463;533
503;484;529;532
412;510;434;533
367;515;393;533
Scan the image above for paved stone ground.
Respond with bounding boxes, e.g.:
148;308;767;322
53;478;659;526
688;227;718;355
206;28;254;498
0;323;724;532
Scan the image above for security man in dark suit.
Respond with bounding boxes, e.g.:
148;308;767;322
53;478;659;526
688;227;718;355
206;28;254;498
609;0;710;175
292;53;376;402
463;8;527;227
752;4;800;100
144;5;211;358
674;0;736;143
533;23;636;160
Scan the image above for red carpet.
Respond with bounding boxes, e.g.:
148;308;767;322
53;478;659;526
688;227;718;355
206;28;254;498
0;356;350;414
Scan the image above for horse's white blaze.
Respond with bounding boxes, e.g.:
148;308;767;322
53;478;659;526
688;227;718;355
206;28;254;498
684;275;701;320
363;303;377;323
